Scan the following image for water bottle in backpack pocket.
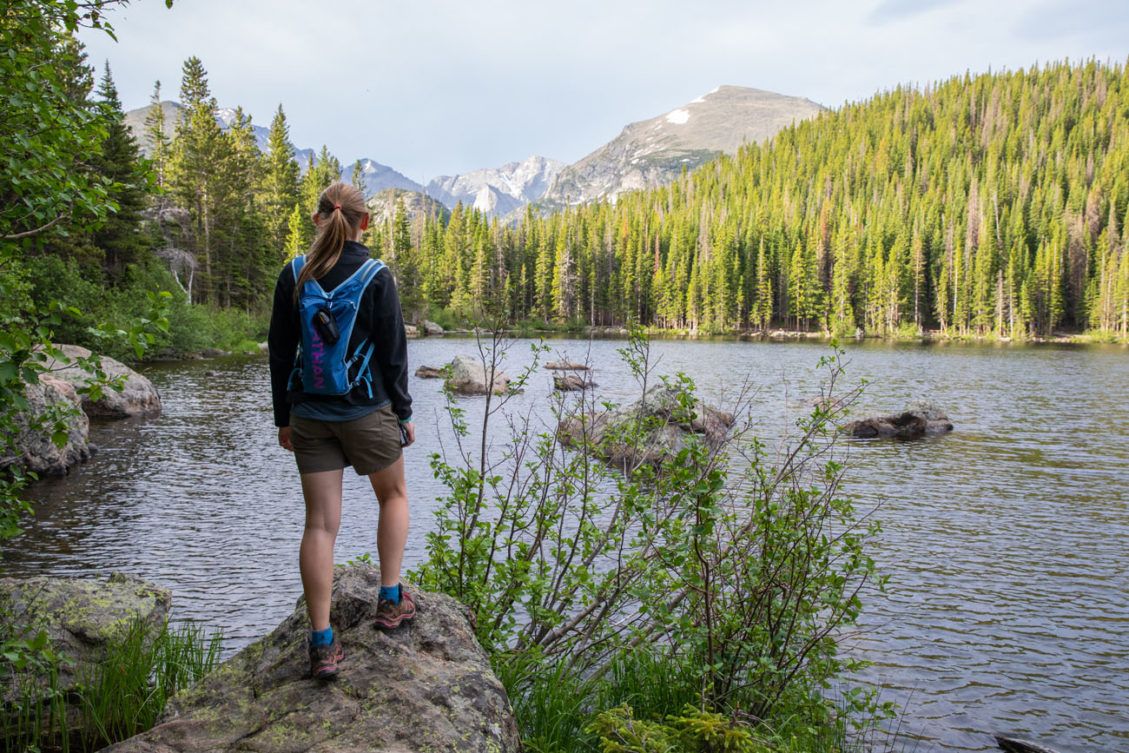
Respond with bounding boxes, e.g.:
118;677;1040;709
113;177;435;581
288;255;386;398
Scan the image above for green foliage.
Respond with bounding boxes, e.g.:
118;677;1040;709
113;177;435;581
0;2;119;244
588;705;770;753
413;331;887;752
2;616;221;753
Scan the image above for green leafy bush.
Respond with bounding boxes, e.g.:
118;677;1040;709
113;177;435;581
412;330;889;752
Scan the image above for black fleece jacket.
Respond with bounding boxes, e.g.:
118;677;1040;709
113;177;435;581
268;241;412;427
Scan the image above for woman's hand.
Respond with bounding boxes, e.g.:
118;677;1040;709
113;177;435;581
278;426;293;452
402;421;415;447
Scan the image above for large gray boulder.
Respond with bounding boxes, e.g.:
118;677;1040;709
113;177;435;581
43;344;162;419
104;565;520;753
446;354;511;396
558;383;734;467
842;402;953;440
5;373;92;476
422;320;445;336
0;573;171;704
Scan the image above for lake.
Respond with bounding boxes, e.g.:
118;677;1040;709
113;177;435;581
4;337;1127;752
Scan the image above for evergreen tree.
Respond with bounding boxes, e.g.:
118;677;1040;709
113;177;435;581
91;62;151;281
167;55;225;303
144;80;170;191
261;105;301;260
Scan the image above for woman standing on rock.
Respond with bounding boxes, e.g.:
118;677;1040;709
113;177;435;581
268;181;416;681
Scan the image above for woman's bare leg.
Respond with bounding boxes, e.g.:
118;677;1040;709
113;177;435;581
299;469;344;631
368;456;409;587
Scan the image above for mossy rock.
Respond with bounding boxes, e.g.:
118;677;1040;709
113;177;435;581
0;572;171;703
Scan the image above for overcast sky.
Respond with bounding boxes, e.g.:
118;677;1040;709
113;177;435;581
80;0;1128;183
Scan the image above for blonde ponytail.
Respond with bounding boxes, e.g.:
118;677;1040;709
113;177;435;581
294;182;367;299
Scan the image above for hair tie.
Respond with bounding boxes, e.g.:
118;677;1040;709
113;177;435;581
333;203;342;211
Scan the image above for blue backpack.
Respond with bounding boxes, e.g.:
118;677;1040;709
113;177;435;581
288;254;386;398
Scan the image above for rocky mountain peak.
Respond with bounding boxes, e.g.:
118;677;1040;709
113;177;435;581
542;85;825;206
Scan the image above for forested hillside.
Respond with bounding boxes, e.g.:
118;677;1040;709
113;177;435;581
4;16;1126;345
377;60;1128;339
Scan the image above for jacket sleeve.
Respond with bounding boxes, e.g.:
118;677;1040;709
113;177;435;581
369;267;413;422
268;264;298;427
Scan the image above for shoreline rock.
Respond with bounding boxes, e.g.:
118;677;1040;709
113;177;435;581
415;365;445;379
6;374;92;476
422;320;445;336
105;565;520;753
43;344;162;419
0;573;171;706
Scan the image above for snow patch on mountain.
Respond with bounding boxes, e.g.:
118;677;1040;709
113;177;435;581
666;109;691;125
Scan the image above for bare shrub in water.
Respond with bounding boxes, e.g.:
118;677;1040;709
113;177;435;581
411;329;885;749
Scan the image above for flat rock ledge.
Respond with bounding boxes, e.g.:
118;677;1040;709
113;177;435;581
105;565;520;753
0;572;171;705
43;344;162;419
842;402;953;440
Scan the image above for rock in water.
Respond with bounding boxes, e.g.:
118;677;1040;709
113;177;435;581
105;565;520;753
42;344;162;419
558;383;734;467
554;374;596;391
6;374;92;475
422;320;445;336
415;365;445;379
0;573;171;705
842;402;953;440
545;360;589;371
446;354;511;396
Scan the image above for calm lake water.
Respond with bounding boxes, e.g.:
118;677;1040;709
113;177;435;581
4;337;1128;752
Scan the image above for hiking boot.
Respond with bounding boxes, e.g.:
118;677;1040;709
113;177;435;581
374;589;416;630
308;634;344;680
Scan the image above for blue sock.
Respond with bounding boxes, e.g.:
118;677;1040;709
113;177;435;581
379;583;401;605
310;626;334;647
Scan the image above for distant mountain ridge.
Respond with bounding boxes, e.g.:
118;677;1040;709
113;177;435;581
346;158;425;197
425;156;563;217
541;86;825;205
123;85;824;218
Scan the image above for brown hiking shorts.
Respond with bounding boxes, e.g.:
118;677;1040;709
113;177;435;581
290;406;402;476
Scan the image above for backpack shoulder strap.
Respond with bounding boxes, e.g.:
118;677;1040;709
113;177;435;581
290;255;307;284
358;258;386;290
